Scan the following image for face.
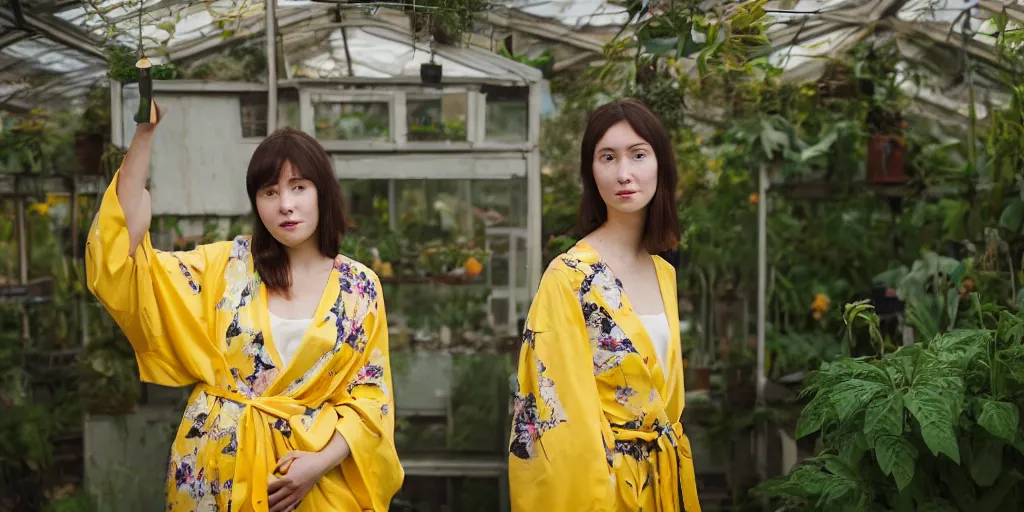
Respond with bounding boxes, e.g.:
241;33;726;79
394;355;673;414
592;120;659;216
255;161;319;248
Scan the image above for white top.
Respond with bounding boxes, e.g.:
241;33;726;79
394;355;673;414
639;313;671;370
268;310;312;368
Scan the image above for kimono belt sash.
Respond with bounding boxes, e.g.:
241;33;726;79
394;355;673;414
614;421;700;512
193;383;328;512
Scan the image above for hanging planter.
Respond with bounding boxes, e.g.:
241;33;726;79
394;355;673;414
866;134;907;185
420;62;443;85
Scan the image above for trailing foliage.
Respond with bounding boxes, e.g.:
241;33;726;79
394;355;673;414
754;298;1024;511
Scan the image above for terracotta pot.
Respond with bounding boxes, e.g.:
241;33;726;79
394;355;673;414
867;134;907;185
692;367;711;391
75;133;105;175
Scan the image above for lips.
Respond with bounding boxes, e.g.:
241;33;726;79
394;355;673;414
616;191;637;197
279;221;301;230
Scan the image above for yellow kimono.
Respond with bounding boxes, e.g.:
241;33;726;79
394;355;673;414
85;171;404;512
508;241;700;512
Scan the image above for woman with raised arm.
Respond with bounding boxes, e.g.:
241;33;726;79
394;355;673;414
508;99;701;512
86;105;403;512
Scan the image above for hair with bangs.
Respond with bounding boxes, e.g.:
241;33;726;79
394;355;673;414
245;127;347;293
577;99;680;254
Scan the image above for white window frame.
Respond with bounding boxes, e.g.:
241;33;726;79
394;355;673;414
299;88;405;151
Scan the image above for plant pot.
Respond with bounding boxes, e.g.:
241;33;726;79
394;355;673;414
867;134;907;185
75;133;105;175
871;284;904;316
420;62;442;85
692;366;711;391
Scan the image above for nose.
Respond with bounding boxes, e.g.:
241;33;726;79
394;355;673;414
278;191;295;214
616;161;631;184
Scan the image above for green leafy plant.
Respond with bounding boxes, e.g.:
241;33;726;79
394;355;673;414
754;299;1024;511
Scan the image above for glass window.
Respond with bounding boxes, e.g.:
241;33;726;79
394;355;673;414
483;85;528;143
407;92;469;142
239;90;301;137
313;101;390;141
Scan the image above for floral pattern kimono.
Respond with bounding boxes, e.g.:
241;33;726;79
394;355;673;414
85;171;403;511
508;241;701;512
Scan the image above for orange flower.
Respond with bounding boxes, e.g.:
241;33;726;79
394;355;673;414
811;293;830;319
465;257;484;277
749;193;758;204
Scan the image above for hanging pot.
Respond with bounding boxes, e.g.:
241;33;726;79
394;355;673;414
866;134;907;185
420;62;442;85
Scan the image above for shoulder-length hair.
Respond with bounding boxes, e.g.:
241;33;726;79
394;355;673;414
245;127;347;293
576;99;680;255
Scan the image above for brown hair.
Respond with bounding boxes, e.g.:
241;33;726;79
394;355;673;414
245;127;347;293
577;99;680;254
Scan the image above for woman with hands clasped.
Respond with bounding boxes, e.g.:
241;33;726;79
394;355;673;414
86;103;403;511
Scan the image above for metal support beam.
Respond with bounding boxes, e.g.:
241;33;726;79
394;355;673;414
0;28;32;49
8;0;26;28
755;163;768;482
266;0;277;134
0;7;104;58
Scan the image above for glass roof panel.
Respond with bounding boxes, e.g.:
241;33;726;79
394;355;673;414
289;26;491;79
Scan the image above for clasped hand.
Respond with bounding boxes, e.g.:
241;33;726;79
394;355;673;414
267;450;330;512
268;433;351;512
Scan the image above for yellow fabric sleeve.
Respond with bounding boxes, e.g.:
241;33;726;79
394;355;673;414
508;266;615;512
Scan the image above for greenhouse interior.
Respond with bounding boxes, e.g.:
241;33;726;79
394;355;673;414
2;0;1024;510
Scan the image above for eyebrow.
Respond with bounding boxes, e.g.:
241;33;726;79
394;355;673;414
598;142;652;152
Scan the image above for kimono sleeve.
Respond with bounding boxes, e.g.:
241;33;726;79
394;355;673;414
85;170;224;387
332;273;403;511
508;266;614;512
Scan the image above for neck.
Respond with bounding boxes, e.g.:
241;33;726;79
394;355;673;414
593;208;647;260
285;238;327;272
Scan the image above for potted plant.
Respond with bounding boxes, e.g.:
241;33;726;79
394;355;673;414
420;60;443;85
75;88;110;176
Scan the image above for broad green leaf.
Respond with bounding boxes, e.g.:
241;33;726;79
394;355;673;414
830;379;888;422
975;469;1024;512
969;429;1003;487
874;435;917;491
950;261;967;286
800;130;838;162
156;21;176;35
643;36;679;54
864;392;904;439
931;329;989;352
918;498;961;512
797;391;832;438
977;400;1019;444
905;372;963;463
998;198;1023;232
759;117;789;158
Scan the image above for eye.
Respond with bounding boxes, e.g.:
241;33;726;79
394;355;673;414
633;151;647;160
263;190;276;197
599;154;614;162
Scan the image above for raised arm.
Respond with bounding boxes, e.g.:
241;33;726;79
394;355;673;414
508;267;615;512
117;102;162;257
85;104;226;388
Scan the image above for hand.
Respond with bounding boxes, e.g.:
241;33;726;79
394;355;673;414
136;100;166;134
267;451;331;512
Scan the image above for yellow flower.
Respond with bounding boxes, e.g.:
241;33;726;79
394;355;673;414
811;293;830;317
29;202;50;216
